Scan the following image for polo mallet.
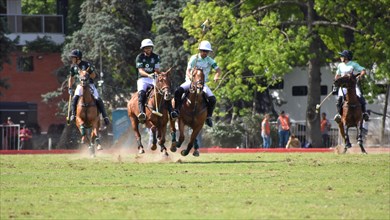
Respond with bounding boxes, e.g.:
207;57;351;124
152;73;163;117
315;91;334;113
66;94;72;125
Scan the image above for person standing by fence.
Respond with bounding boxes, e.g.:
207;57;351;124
277;111;290;148
19;125;33;150
320;112;331;147
261;114;271;148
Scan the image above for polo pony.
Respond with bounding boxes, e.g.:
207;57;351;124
170;68;208;157
75;68;102;157
127;69;172;156
333;73;367;154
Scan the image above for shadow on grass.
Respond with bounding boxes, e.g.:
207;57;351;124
180;160;284;164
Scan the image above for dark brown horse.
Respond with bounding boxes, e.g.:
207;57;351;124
170;68;208;157
334;73;367;154
127;70;172;156
76;69;101;157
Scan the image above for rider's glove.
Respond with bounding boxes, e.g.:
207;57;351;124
148;73;156;79
332;85;338;93
68;88;73;96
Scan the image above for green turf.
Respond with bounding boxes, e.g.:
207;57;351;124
1;152;389;219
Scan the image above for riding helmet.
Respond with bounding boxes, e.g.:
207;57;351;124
338;50;353;60
69;49;82;59
198;40;212;51
140;39;154;49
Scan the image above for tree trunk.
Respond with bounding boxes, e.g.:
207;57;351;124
306;0;322;148
381;84;389;144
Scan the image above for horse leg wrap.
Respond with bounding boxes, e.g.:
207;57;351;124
136;139;142;147
80;125;86;136
171;132;176;142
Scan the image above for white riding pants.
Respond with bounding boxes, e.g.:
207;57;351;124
75;83;99;99
338;86;362;98
137;77;154;91
179;80;214;97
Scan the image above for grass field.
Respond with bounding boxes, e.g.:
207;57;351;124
1;151;389;219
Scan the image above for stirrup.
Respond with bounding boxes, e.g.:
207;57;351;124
138;113;146;123
362;113;369;121
205;117;213;127
70;114;76;122
334;114;341;123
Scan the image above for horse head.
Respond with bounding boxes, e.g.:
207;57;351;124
155;68;172;101
79;69;90;87
334;73;356;89
190;67;205;94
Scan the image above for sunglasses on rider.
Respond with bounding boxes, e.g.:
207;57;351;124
200;50;210;53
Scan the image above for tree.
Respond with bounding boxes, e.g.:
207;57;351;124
0;0;17;96
181;0;390;148
149;0;190;88
62;0;152;109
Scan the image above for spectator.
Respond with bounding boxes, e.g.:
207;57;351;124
320;112;331;147
19;125;33;150
261;114;271;148
286;134;301;149
277;111;290;148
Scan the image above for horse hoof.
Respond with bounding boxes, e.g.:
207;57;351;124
193;150;200;157
138;148;145;154
170;146;177;152
163;151;169;157
96;145;103;151
343;148;348;154
181;150;189;156
151;144;157;151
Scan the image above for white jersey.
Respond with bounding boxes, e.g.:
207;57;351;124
186;54;219;82
336;61;365;97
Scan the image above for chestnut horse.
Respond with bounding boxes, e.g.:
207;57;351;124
170;68;208;157
127;70;172;156
334;73;367;154
75;69;101;157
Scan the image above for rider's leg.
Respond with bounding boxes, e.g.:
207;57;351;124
173;87;185;115
204;85;216;127
96;98;110;125
359;95;369;121
70;95;79;122
138;90;147;123
334;96;343;123
205;96;216;127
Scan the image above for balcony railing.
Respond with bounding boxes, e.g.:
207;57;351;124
0;14;64;34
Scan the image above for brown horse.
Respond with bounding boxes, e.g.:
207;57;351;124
75;69;101;157
170;68;208;157
127;70;172;156
334;73;367;154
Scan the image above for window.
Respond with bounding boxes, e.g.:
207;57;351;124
292;85;329;96
321;85;328;95
292;86;307;96
17;56;34;72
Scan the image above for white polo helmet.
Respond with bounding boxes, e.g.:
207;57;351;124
140;39;154;49
198;40;212;51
